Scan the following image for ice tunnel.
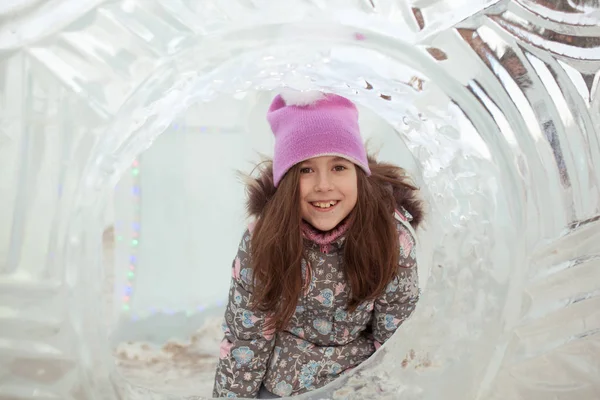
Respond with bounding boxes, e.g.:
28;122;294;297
1;1;599;399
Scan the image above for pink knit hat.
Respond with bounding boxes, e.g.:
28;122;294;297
267;91;371;187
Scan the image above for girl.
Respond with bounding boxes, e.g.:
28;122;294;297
213;91;423;398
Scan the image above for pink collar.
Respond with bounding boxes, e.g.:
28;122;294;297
301;217;351;252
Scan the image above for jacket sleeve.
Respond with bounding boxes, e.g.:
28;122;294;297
371;212;420;345
213;229;276;398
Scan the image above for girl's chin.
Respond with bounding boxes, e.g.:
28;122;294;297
305;218;340;232
313;224;336;232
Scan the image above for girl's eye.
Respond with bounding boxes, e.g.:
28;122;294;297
300;167;312;174
333;165;347;172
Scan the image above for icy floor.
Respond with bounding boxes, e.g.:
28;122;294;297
104;227;222;399
113;317;222;398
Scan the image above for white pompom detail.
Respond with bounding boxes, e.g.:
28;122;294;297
280;89;326;106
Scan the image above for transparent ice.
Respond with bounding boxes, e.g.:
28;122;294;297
0;1;599;399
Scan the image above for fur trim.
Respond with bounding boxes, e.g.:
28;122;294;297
244;158;424;229
280;89;326;107
366;156;424;228
243;161;277;219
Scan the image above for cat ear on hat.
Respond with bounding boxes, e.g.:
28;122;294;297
268;94;285;110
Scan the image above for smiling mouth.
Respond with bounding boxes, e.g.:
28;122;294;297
310;200;338;210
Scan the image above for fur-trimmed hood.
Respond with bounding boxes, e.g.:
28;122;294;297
244;157;424;229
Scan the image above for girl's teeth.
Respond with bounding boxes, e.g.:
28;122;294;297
314;201;337;208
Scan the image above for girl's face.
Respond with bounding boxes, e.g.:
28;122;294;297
298;156;358;231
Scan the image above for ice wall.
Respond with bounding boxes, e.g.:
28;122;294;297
1;1;599;400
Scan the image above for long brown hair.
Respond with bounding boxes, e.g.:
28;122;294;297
243;156;423;332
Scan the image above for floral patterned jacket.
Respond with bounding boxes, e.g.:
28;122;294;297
212;207;420;398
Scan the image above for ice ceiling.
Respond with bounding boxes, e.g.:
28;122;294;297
0;0;599;399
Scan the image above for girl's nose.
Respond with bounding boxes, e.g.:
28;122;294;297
314;172;334;192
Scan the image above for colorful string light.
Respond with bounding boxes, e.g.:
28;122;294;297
122;158;141;313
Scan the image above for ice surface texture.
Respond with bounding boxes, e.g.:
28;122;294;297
0;0;599;399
